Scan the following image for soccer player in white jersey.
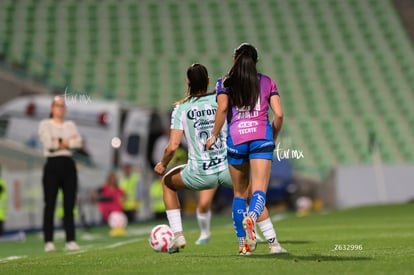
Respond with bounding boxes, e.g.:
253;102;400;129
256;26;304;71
154;64;230;253
154;64;286;255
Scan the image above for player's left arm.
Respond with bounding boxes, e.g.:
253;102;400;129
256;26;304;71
270;94;283;141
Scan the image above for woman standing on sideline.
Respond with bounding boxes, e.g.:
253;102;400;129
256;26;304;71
207;43;284;255
38;96;82;252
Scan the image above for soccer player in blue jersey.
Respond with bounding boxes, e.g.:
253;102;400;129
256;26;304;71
207;43;285;255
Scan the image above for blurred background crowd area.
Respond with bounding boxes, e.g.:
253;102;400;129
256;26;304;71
0;0;413;225
1;0;413;177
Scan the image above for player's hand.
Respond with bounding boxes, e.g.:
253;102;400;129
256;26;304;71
206;135;217;150
154;162;167;175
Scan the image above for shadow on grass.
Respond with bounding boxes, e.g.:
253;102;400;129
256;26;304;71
279;240;312;245
247;253;373;262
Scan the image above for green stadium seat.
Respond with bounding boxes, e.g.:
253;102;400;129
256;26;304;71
2;0;414;178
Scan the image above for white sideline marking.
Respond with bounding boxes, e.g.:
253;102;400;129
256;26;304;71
64;238;144;254
0;255;27;263
65;249;89;255
104;238;144;249
127;227;155;236
271;213;289;221
1;223;230;261
80;233;105;241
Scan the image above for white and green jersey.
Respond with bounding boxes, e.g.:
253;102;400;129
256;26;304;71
171;93;227;175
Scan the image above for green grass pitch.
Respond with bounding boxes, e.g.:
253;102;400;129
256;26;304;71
0;203;413;274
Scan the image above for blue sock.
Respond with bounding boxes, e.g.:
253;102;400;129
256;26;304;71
232;197;247;238
248;190;266;222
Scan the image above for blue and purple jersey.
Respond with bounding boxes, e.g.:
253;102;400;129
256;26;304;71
215;73;279;145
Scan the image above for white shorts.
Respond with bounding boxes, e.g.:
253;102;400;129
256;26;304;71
165;164;233;191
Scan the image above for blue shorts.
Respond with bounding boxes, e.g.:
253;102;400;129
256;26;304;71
226;137;275;165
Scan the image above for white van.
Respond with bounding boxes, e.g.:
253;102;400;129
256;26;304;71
0;94;165;170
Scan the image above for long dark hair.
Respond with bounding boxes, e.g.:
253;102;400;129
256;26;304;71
223;43;259;111
176;63;209;105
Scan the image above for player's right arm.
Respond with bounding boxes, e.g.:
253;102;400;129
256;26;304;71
154;129;183;175
206;93;228;150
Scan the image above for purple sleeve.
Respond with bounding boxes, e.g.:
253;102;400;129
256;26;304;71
268;77;280;102
215;78;228;96
270;77;279;95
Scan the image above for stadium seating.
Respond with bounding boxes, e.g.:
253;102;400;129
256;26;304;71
0;0;413;178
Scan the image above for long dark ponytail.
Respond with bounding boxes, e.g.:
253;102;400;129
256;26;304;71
176;63;209;105
223;43;259;111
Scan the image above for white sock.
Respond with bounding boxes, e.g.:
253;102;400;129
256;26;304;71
166;209;182;234
238;237;245;248
196;209;211;238
257;218;277;244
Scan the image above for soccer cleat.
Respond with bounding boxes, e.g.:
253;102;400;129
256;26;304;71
168;234;186;253
44;242;56;252
239;243;252;256
242;216;256;251
269;242;288;254
65;241;80;251
195;235;210;245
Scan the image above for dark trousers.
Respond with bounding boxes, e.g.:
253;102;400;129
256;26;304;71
42;156;78;243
